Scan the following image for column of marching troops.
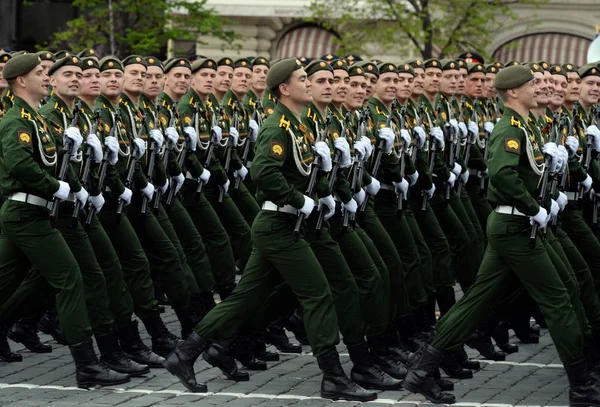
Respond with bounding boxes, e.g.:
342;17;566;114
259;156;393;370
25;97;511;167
0;46;600;405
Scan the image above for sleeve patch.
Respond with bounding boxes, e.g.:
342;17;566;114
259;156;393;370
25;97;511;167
269;141;284;160
18;130;32;146
183;114;192;126
504;137;520;154
159;113;168;127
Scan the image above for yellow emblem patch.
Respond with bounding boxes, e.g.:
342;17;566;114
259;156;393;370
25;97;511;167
184;115;192;126
160;116;168;127
269;141;284;160
18;131;32;145
504;137;520;154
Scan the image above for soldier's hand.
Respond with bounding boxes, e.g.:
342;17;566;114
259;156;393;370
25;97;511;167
299;195;315;217
172;173;185;194
530;207;550;228
314;141;332;172
378;127;395;153
334;137;351;168
565;136;579;157
248;119;259;142
360;136;373;158
365;178;381;196
65;126;83;155
549;199;560;220
542;142;560;171
425;183;436;199
408;170;419;187
235;165;248;181
557;145;568;171
557;191;568;212
353;140;368;161
90;194;105;213
484;121;494;134
413;126;426;149
200;168;211;185
353;188;366;205
229;127;239;145
53;180;71;200
343;198;358;215
580;175;593;193
165;127;179;146
159;180;169;194
448;119;460;135
430;127;445;149
133;138;146;159
400;129;411;148
461;171;469;184
149;129;164;148
86;134;103;163
74;186;89;206
141;183;155;200
119;188;133;205
105;136;119;165
393;178;409;196
457;122;468;139
318;195;336;220
447;172;457;188
212;126;223;144
221;179;230;194
585;125;600;150
183;126;198;151
451;162;462;177
467;121;478;137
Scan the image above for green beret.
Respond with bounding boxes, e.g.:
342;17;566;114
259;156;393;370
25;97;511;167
493;65;534;90
98;56;123;72
252;56;270;68
233;58;251;70
81;57;100;71
217;57;234;68
440;59;459;71
331;59;348;72
0;51;11;63
36;51;55;62
164;58;191;73
377;62;397;75
493;61;504;69
485;64;499;74
397;63;414;75
527;62;544;74
48;55;82;76
348;64;366;77
467;63;485;74
548;64;567;78
579;63;600;78
266;57;303;91
356;61;379;77
11;51;29;57
77;49;97;58
191;58;217;73
505;60;520;67
305;60;333;77
54;50;71;59
297;57;311;67
122;55;147;68
538;61;550;71
3;54;41;80
562;63;578;74
145;56;163;69
456;58;467;69
423;58;441;70
407;59;424;70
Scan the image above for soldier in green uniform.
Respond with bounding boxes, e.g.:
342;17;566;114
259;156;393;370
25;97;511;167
164;58;377;402
403;65;600;406
211;57;233;106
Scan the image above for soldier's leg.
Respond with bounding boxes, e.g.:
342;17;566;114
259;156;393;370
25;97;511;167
404;207;431;312
228;180;260;227
459;188;485;259
465;180;492;239
450;190;483;289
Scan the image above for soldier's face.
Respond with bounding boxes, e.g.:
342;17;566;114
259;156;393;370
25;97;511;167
144;66;164;99
375;72;398;104
332;69;349;105
345;75;366;110
532;72;549;106
309;70;333;105
465;72;485;99
192;68;216;97
123;64;147;95
439;70;459;96
423;68;441;94
457;68;467;94
231;67;251;97
515;79;537;110
580;76;600;106
100;69;124;98
80;68;101;98
396;73;413;100
412;68;424;96
51;66;83;99
251;65;268;92
281;69;311;105
551;75;567;106
565;72;581;103
484;73;496;98
215;66;233;93
22;64;49;100
544;71;554;98
40;60;54;74
0;62;7;90
364;73;377;98
166;67;191;98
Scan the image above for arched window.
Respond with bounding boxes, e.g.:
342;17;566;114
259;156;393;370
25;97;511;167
277;24;339;59
493;33;592;66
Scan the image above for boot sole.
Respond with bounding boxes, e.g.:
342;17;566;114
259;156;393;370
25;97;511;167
402;381;455;404
321;391;377;402
77;376;131;389
202;352;249;381
0;355;23;363
163;360;208;393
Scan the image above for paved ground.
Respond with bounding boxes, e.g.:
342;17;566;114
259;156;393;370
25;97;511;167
0;307;569;407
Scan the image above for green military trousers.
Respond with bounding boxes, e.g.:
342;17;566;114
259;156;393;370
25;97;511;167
228;179;260;228
196;210;340;356
465;178;492;239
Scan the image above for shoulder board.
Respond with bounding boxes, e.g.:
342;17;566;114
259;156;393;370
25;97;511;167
53;101;64;112
248;98;256;108
375;106;386;116
545;115;552;123
206;99;213;108
161;99;168;107
279;115;291;131
227;98;235;107
510;116;521;128
188;96;195;106
20;108;32;120
268;93;276;102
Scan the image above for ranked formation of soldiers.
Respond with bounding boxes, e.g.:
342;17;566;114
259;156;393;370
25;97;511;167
0;47;599;406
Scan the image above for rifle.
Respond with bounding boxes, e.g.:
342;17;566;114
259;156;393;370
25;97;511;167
457;98;478;196
396;105;407;216
141;112;159;215
72;109;101;227
196;105;223;200
421;102;438;212
293;112;332;241
49;100;82;227
166;102;195;206
218;102;238;203
234;100;261;190
154;103;178;209
552;106;576;232
444;95;458;205
116;114;147;223
589;104;600;229
347;108;370;228
480;99;493;197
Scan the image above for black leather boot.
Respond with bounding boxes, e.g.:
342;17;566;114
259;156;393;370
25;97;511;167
440;349;474;379
265;321;301;354
173;305;199;340
491;321;519;354
8;320;52;353
163;331;208;392
317;349;377;402
118;320;165;368
0;325;22;362
466;330;506;361
385;322;412;364
37;307;67;345
202;343;249;381
367;333;408;380
95;330;149;377
455;346;480;371
285;308;309;345
228;335;267;370
565;359;600;406
216;283;236;301
432;366;454;391
403;345;456;404
347;342;403;390
69;337;130;388
249;331;280;361
397;314;426;352
141;314;183;357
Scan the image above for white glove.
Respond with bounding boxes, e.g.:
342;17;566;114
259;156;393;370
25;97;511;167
165;127;179;146
141;183;155;200
229;127;239;145
557;145;569;171
212;126;223;144
104;136;119;165
86;134;103;163
299;195;315;217
484;121;494;134
343;198;358;215
549;199;560;220
159;180;169;194
542;142;560;172
365;178;381;196
133;138;146;159
200;168;211;185
452;162;462;177
149;129;164;148
448;172;457;188
65;127;83;156
394;178;409;196
334;137;351;169
354;140;368;161
360;136;373;158
530;207;550;228
461;170;469;184
565;136;579;157
119;188;133;205
172;173;185;194
430;127;445;150
496;117;501;123
400;129;411;148
90;194;105;213
318;195;336;220
74;186;89;206
457;121;468;139
53;180;71;200
586;125;600;147
314;141;332;172
221;179;230;194
557;191;568;212
378;127;395;153
425;184;436;199
248;119;259;142
183;126;198;151
353;188;366;205
235;165;248;181
467;121;478;137
447;119;458;136
413;126;426;149
580;174;593;193
408;170;419;187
